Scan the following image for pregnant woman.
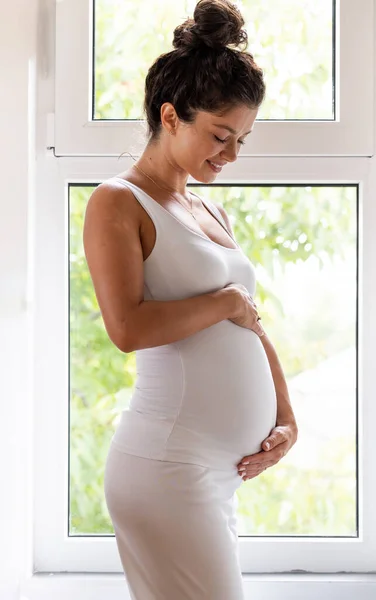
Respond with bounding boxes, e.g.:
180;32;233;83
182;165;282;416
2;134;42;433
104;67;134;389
84;1;298;598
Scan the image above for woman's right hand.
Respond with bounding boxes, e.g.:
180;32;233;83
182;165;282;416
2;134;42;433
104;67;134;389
224;283;265;337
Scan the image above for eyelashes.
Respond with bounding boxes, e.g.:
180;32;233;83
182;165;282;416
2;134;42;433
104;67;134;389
214;135;246;146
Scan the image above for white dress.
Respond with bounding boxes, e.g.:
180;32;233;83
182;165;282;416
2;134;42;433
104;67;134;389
104;177;277;599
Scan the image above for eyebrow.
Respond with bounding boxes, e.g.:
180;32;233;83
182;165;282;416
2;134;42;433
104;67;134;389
213;124;253;136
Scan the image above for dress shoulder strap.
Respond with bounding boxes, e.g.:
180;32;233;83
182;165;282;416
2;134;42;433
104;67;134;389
112;177;163;223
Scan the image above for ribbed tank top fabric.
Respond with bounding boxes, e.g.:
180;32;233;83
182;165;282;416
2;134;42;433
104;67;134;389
109;177;277;471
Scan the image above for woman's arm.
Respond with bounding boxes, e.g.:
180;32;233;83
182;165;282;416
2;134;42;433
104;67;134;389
259;332;297;428
84;186;240;353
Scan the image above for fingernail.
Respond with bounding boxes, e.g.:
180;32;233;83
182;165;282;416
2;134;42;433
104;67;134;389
238;467;245;471
265;442;270;450
243;461;249;465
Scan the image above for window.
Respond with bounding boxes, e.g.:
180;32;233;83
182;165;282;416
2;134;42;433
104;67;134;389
32;0;376;596
55;0;374;155
70;182;358;544
94;0;334;121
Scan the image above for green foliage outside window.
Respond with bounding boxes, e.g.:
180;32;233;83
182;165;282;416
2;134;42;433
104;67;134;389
70;184;357;536
94;0;333;120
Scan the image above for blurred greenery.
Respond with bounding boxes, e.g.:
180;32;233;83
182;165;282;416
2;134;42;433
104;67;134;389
94;0;333;120
70;183;357;536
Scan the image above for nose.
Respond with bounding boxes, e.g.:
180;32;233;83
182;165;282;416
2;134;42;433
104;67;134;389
220;141;239;163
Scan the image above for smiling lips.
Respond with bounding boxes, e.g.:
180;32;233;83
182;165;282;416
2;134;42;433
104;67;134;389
207;160;225;173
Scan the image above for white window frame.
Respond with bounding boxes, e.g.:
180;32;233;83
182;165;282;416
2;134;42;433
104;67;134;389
31;155;375;572
54;0;374;157
26;0;376;597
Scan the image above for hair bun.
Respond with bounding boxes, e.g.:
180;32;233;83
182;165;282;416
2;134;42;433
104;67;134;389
173;0;248;51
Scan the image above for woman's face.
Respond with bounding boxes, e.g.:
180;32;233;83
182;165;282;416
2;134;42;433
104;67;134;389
171;103;258;182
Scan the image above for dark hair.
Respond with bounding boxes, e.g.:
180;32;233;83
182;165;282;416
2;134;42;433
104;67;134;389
143;0;266;143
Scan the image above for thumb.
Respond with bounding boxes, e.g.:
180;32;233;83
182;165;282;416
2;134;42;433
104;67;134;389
262;438;274;451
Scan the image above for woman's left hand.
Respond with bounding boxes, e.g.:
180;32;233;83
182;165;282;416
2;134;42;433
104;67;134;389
237;422;298;481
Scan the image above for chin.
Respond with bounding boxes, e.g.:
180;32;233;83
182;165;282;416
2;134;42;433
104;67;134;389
189;166;217;184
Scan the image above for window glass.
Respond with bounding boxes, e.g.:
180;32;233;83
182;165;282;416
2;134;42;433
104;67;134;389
69;183;357;536
94;0;334;121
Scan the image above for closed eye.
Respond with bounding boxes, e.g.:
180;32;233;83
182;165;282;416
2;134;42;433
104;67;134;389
214;135;246;146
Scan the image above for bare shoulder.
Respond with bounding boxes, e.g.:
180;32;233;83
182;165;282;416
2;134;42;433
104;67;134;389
212;202;235;238
84;178;140;226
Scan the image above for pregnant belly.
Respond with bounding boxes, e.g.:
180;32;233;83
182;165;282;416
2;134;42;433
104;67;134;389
178;320;277;456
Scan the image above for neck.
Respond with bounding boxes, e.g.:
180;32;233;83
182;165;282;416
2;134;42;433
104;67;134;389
135;141;190;197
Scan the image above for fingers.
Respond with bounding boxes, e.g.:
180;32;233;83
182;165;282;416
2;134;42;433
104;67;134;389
240;444;280;465
238;462;267;473
237;443;289;480
262;428;290;452
254;322;265;337
246;296;264;336
238;462;269;481
237;445;287;480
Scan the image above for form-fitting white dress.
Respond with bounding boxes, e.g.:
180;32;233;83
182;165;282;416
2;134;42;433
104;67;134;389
104;177;277;600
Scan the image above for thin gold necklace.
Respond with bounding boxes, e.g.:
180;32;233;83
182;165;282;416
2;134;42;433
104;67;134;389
133;163;198;221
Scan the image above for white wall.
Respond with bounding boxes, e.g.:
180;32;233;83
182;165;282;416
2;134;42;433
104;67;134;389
0;0;38;597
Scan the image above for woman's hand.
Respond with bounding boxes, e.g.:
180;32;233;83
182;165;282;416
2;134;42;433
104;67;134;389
224;283;265;337
237;422;298;481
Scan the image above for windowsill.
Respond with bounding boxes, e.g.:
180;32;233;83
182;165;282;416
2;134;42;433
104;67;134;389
21;572;376;600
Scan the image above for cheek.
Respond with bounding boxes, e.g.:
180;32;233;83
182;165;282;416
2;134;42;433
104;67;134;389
199;141;219;161
180;133;218;164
